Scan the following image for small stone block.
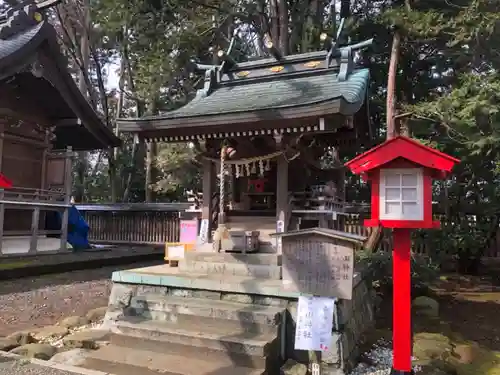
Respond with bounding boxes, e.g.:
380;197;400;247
281;359;308;375
0;337;19;351
33;326;69;341
59;316;90;329
6;331;36;345
62;330;110;349
10;343;56;360
86;307;108;322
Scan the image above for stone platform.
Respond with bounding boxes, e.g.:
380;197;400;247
76;252;374;375
0;246;164;280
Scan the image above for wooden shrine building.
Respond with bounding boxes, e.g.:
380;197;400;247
0;1;120;254
118;34;372;253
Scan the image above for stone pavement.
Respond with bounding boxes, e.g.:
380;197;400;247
0;352;110;375
0;246;164;280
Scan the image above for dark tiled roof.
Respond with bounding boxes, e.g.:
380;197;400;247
152;68;369;120
0;3;120;150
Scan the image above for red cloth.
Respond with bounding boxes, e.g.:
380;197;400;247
0;173;12;188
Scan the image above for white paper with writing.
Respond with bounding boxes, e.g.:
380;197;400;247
167;245;185;259
198;219;209;244
294;295;335;352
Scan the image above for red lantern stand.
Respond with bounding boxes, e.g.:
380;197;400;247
345;136;459;375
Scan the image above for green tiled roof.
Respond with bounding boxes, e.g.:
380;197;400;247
150;68;369;120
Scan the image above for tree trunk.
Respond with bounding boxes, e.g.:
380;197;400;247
74;0;91;203
110;56;126;203
386;29;401;140
269;0;279;46
277;0;288;55
144;98;158;202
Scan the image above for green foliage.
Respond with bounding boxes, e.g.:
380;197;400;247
356;249;439;297
153;144;201;200
417;216;498;273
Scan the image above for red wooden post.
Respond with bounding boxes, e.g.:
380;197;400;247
392;228;412;373
345;136;459;375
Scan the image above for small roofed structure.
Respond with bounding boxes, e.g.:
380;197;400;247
118;28;373;253
0;0;120;255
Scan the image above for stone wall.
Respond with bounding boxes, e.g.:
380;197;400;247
285;272;375;374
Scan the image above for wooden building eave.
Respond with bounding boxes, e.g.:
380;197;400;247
118;68;370;143
0;9;121;151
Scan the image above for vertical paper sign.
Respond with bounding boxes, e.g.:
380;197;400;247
180;220;198;243
198;219;209;244
276;220;285;251
294;295;335;351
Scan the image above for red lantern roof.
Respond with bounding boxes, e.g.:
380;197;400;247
345;136;460;174
0;173;12;188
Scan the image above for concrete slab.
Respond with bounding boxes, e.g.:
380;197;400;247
0;246;164;280
112;264;361;299
1;236;72;255
112;265;300;298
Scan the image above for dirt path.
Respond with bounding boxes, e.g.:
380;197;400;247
0;262;154;336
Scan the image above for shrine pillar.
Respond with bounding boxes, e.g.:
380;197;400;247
276;154;288;253
201;158;215;242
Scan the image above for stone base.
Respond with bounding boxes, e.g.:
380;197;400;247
103;265;375;374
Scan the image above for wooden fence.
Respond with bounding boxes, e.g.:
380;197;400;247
76;204;500;258
77;204;190;245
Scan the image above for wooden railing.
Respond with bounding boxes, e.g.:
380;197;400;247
76;204;500;259
77;203;191;245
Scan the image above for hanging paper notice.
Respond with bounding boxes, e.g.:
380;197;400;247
294;295;335;352
180;220;198;243
198;219;209;244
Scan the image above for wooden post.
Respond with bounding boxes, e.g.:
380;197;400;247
0;126;4;255
29;197;40;254
276;153;288;254
201;158;215;243
59;146;73;251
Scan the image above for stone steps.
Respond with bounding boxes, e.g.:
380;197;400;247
112;317;277;358
82;344;265;375
183;252;282;266
128;294;283;334
178;260;282;280
110;333;269;369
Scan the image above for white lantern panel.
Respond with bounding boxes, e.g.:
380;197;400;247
385;174;400;187
379;168;424;221
402;187;418;201
402;174;418;186
385;202;401;216
402;202;419;217
386;188;401;200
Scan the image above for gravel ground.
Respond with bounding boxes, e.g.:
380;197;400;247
0;358;88;375
0;261;159;337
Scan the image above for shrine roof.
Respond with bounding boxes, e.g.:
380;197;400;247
0;2;120;150
117;48;371;141
345;136;460;174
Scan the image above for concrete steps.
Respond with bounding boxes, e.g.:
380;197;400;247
178;252;282;280
90;291;285;374
182;253;282;266
128;294;282;334
82;344;266;375
113;317;277;357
